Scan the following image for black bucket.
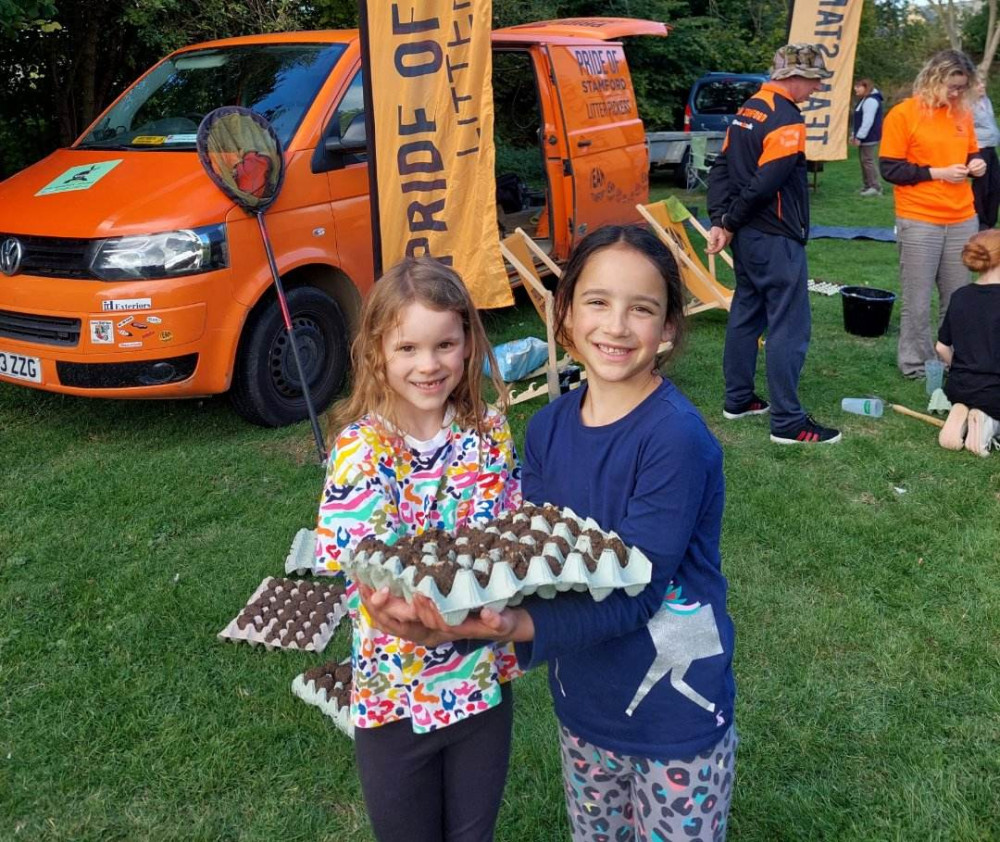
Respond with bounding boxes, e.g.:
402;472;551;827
840;286;896;337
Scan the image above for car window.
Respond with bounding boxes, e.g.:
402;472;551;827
329;71;364;140
693;80;762;115
79;43;345;150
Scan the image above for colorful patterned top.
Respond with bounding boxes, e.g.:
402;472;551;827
316;406;522;733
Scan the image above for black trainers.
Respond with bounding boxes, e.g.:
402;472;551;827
770;415;842;445
723;393;770;420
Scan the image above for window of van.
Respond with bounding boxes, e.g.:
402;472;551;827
78;43;345;150
693;80;762;115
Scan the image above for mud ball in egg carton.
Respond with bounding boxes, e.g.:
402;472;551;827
304;659;353;707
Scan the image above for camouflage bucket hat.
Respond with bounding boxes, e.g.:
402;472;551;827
770;43;833;80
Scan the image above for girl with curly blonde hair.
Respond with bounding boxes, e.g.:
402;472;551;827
316;256;522;842
880;50;986;378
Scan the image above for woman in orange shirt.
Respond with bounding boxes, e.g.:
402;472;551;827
880;50;986;378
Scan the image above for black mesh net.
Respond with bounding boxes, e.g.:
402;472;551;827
196;106;284;211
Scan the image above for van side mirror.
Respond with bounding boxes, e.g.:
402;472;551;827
325;112;366;153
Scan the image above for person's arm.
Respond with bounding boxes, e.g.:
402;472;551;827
315;425;402;576
706;147;735;255
937;310;954;367
513;414;720;669
722;120;804;232
470;410;523;524
966;111;986;176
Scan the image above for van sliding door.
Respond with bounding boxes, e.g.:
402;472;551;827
544;42;648;252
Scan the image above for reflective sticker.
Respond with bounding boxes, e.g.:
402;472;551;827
165;134;197;144
119;341;143;348
117;315;134;328
132;136;167;145
36;160;123;196
159;330;174;342
90;320;113;344
101;298;151;312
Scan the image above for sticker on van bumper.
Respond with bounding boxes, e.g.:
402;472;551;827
101;298;152;312
36;160;123;196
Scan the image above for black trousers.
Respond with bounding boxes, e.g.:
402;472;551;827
973;146;1000;230
355;683;513;842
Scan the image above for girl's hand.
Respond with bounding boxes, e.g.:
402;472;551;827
968;158;987;177
412;595;535;643
358;584;452;647
931;163;970;183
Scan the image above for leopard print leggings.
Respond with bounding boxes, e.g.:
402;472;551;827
558;725;736;842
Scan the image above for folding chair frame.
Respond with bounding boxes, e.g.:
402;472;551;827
636;201;733;316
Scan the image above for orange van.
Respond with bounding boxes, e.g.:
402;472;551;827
0;18;665;425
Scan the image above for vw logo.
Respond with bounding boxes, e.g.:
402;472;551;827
0;237;23;276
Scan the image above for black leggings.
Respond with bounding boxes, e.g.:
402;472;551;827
354;683;513;842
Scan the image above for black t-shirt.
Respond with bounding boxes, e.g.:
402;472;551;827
938;283;1000;418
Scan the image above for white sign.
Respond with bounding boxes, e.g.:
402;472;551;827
101;298;152;312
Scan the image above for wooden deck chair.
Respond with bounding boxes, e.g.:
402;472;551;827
499;229;563;405
637;199;733;315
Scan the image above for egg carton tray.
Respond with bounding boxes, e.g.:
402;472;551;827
291;657;354;739
337;503;651;625
284;528;317;576
218;576;348;652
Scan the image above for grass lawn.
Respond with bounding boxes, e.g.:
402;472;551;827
2;150;999;841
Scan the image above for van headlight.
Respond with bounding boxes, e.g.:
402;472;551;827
90;224;228;281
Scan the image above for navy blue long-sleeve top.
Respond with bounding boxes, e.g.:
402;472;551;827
517;379;736;759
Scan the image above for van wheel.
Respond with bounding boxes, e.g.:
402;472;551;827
230;286;348;427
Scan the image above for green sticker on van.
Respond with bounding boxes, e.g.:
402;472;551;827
36;160;123;196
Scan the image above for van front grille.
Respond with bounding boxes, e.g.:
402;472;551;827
0;309;81;346
0;233;93;279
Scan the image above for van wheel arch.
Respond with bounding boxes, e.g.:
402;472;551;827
229;265;361;427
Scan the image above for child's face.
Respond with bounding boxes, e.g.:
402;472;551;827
382;301;468;437
565;244;672;390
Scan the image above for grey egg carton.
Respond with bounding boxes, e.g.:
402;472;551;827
337;504;651;626
218;576;348;652
284;527;317;576
291;656;354;739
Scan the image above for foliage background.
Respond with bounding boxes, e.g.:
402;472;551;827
2;0;995;180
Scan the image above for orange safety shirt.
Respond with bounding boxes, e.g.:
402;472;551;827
880;97;979;225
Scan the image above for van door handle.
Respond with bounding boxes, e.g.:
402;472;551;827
577;139;592;148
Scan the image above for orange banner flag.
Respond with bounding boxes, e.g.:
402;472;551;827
361;1;512;308
789;0;864;161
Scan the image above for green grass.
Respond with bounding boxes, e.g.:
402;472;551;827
2;150;999;841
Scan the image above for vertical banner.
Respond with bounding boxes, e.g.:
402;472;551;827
361;1;512;308
788;0;864;161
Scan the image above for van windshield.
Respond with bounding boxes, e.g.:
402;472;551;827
77;43;345;151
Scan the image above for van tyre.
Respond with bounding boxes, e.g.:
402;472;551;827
230;286;348;428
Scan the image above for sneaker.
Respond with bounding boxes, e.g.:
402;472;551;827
770;415;842;445
860;187;881;197
723;393;770;420
964;409;999;457
938;403;969;451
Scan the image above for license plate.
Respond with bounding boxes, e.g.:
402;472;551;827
0;349;43;383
